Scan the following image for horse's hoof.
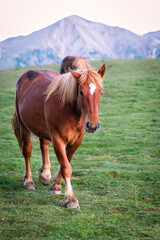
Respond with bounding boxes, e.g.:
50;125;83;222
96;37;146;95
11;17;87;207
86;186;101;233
65;200;80;210
39;169;51;186
49;185;61;195
24;181;35;190
49;189;62;195
39;176;50;186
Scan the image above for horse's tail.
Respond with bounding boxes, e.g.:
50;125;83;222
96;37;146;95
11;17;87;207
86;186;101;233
12;110;22;149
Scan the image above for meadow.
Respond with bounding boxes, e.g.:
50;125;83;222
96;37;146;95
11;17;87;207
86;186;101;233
0;59;160;239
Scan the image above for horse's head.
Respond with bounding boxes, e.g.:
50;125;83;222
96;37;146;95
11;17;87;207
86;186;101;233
69;64;106;133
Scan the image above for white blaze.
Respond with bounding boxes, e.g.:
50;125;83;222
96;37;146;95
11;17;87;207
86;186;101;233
89;83;96;95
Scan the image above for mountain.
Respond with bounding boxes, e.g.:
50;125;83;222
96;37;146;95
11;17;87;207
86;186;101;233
0;15;160;70
143;31;160;58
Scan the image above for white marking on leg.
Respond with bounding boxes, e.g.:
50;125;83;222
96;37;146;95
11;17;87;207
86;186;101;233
89;83;96;95
65;178;73;197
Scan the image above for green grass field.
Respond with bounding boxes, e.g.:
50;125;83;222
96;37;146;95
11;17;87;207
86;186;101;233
0;59;160;239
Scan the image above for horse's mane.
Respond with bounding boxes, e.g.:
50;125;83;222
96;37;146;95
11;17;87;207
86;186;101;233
73;57;90;70
45;69;102;106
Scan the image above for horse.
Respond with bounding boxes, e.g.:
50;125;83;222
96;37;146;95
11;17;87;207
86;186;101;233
12;65;106;209
60;56;90;74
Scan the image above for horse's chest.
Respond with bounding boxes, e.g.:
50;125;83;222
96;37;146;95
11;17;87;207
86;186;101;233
68;134;79;146
67;123;85;146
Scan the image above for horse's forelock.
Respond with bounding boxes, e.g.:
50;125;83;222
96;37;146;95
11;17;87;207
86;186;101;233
79;70;102;87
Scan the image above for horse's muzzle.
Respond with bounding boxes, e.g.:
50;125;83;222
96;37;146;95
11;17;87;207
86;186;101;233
85;121;100;133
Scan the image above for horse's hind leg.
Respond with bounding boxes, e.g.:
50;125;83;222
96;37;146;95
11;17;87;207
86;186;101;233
39;138;51;186
49;165;62;194
21;124;35;190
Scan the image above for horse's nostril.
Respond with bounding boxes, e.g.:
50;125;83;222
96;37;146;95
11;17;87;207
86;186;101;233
86;121;100;131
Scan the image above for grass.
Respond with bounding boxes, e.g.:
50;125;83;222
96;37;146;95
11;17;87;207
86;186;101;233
0;59;160;239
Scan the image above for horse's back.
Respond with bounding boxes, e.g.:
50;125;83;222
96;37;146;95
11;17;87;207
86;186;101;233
60;56;76;74
74;57;90;70
60;56;90;74
40;69;60;79
16;69;59;97
15;69;60;140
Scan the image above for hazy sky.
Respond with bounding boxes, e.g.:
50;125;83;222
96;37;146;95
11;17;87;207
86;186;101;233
0;0;160;42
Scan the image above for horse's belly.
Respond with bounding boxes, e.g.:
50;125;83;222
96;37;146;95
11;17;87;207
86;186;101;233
21;113;50;140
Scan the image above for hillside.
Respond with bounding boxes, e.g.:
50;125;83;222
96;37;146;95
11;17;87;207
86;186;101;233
0;15;160;70
0;59;160;239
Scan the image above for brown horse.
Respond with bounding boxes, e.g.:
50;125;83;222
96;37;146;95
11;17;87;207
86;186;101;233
60;56;90;74
13;65;106;209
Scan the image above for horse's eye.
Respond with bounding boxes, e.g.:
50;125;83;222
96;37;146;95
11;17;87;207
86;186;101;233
80;91;83;96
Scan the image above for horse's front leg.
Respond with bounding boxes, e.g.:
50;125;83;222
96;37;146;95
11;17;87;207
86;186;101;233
49;135;83;195
39;138;51;186
52;137;80;209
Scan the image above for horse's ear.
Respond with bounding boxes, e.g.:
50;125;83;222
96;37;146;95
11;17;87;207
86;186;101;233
69;67;81;81
98;64;106;78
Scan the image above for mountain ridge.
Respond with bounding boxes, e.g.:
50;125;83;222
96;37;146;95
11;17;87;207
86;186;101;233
0;15;160;70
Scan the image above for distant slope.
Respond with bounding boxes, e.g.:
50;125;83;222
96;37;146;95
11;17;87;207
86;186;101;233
0;15;160;70
143;30;160;58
